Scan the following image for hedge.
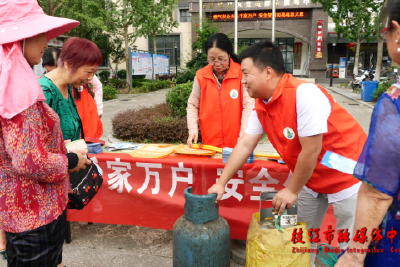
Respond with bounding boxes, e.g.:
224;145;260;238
166;81;193;118
103;84;118;101
112;103;201;143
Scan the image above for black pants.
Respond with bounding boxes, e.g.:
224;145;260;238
6;209;66;267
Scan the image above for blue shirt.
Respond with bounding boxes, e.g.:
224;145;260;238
354;84;400;266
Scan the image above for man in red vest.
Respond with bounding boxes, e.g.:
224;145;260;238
208;41;367;266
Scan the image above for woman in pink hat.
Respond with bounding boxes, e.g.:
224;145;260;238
0;1;91;266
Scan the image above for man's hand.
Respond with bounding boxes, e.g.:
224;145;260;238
335;251;365;267
68;149;92;173
187;131;198;148
208;183;226;203
272;188;298;215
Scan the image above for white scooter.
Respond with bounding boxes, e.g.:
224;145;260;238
351;70;370;91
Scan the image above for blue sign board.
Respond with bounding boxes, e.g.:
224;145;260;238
153;54;170;75
339;57;347;68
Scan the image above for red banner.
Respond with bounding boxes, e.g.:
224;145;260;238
67;153;336;242
315;20;324;58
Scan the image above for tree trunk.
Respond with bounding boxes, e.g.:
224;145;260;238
353;35;361;75
374;36;384;81
123;0;130;87
49;0;54;16
153;33;159;80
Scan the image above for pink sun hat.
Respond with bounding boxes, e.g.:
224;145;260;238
0;0;79;119
0;0;79;45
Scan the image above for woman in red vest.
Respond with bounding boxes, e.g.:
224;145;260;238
187;33;253;148
72;81;103;139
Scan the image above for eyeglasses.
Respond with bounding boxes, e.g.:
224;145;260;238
208;58;229;65
380;24;393;39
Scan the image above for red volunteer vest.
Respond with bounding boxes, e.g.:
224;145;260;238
255;74;367;194
72;85;103;139
196;59;243;148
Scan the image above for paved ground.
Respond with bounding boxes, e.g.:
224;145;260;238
0;85;372;267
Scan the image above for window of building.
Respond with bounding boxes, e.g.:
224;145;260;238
100;56;109;68
235;38;294;74
277;38;294;74
180;9;191;22
148;35;181;66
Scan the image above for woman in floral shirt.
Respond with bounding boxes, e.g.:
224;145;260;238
0;1;90;266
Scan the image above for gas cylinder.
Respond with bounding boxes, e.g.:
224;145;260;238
259;190;298;230
173;187;231;267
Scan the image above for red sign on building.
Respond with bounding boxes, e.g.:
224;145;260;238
315;20;324;58
211;10;310;21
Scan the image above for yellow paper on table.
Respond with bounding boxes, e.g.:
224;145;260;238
246;212;311;267
174;144;216;157
129;144;175;159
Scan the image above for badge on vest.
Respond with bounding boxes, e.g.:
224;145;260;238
230;89;238;99
283;127;295;140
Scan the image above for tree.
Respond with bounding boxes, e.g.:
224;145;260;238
38;0;124;76
110;0;143;86
38;0;64;16
312;0;380;75
374;0;387;81
135;0;179;79
174;15;220;84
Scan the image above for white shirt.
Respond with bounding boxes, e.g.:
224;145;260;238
245;83;361;203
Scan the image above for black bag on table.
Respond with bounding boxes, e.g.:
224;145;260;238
67;121;103;210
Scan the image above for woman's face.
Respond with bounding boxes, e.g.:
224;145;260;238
386;21;400;64
24;33;48;66
207;47;230;72
66;64;98;88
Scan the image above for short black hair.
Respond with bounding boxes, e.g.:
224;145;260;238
239;41;285;75
42;47;61;67
204;33;241;64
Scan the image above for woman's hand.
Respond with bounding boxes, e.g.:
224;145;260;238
68;149;91;173
64;139;71;144
187;131;198;148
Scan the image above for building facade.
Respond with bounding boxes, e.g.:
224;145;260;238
188;0;329;78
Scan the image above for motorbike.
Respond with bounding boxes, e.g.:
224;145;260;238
351;70;370;90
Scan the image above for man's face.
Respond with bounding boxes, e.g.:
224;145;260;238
241;58;268;99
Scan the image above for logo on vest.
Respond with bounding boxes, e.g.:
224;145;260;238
283;127;295;140
230;89;238;99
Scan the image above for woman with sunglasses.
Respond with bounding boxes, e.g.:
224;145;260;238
335;1;400;266
187;33;254;148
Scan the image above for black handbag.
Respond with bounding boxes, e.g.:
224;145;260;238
67;122;103;210
68;160;103;210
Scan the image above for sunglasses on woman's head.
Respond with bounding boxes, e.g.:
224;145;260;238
381;24;393;39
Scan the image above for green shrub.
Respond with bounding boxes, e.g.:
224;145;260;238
175;68;196;84
132;74;146;79
103;83;118;101
117;69;127;79
112;103;200;143
373;79;392;101
109;78;127;89
139;80;171;92
132;80;145;88
99;70;110;82
166;81;193;118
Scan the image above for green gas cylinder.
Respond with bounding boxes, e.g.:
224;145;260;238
173;187;231;267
